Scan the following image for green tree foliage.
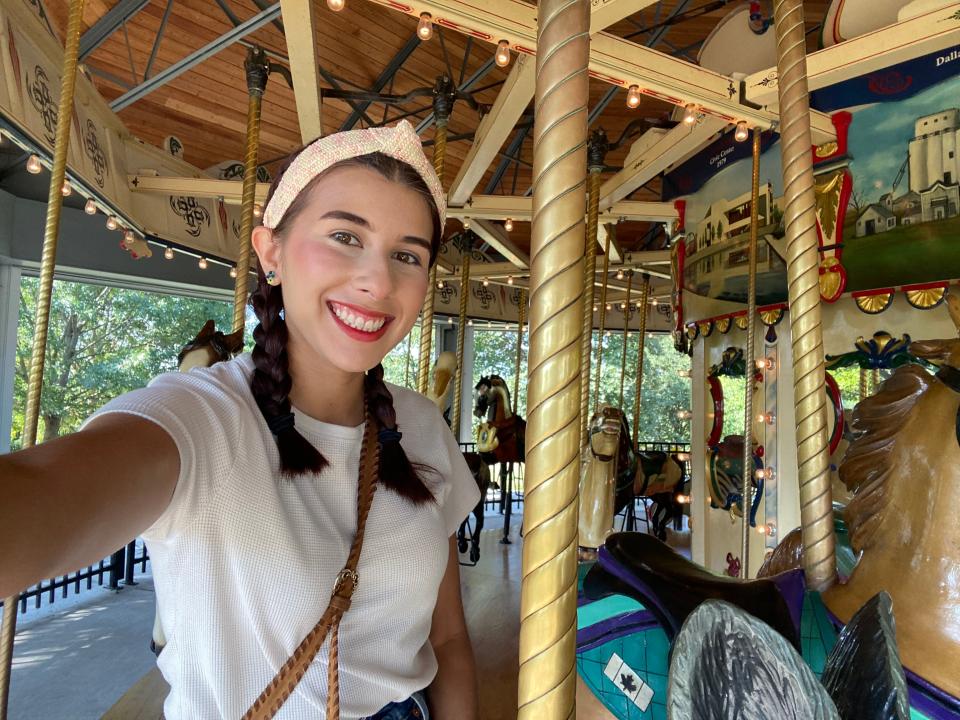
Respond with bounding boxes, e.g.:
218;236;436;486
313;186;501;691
12;277;232;448
381;323;421;389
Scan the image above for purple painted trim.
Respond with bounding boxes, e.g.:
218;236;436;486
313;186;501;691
769;569;806;641
598;545;680;638
576;609;660;653
823;603;960;718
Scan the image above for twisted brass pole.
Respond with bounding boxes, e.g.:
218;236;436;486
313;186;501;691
514;288;526;411
592;231;612;411
859;367;867;401
618;271;633;409
580;135;605;447
233;48;269;333
518;0;589;716
872;368;879;394
631;274;650;446
404;332;412;387
741;127;761;578
0;1;85;715
773;0;836;591
417;112;449;394
451;233;471;439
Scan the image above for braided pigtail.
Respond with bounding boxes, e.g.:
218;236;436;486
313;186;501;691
250;272;327;477
364;364;435;504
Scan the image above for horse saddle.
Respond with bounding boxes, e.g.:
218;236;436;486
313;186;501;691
583;532;806;649
477;422;500;453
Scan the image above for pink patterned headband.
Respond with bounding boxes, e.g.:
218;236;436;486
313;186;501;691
262;120;446;230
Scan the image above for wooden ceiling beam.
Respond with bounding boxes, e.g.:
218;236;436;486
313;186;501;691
447;0;658;206
280;0;324;142
468;219;530;269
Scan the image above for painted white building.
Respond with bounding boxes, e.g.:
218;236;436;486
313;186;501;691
909;109;960;192
856;203;896;237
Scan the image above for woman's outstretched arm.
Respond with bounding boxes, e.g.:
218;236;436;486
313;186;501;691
0;414;178;598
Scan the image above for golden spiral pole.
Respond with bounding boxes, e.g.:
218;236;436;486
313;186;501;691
403;332;412;387
773;0;836;591
580;137;604;447
417;113;448;394
514;288;527;409
592;232;612;411
741;127;761;578
872;368;879;394
618;271;634;409
519;0;589;716
0;1;85;715
631;274;650;446
859;368;867;401
233;48;270;333
451;232;471;439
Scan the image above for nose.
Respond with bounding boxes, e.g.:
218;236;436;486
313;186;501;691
353;252;395;301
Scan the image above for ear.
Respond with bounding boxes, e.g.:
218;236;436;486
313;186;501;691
909;339;952;363
251;226;280;278
197;319;215;340
225;327;245;353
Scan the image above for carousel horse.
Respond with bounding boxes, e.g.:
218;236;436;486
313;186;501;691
707;434;764;526
577;406;638;553
473;375;525;465
668;593;909;720
422;352;492;564
152;319;244;655
634;452;686;541
822;300;960;701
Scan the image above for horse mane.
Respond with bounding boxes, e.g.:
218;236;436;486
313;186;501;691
839;364;932;554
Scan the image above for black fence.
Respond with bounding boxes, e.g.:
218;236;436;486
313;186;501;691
1;539;150;616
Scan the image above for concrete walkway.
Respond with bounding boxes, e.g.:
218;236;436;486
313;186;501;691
9;578;158;719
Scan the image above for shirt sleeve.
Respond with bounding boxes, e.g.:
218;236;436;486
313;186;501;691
81;367;247;542
433;411;482;538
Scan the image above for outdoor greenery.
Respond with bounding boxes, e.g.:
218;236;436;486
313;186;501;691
12;277;233;449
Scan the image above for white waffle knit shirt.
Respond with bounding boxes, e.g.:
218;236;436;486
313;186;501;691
86;354;480;720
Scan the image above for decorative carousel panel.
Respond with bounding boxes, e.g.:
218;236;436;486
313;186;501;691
854;293;894;315
904;286;947;310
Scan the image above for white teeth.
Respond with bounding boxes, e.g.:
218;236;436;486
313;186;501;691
331;303;386;333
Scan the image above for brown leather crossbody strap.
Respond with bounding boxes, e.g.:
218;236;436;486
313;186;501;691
243;407;380;720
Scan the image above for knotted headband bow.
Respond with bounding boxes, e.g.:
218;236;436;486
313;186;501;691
261;120;446;230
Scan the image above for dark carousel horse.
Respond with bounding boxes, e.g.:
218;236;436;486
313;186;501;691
634;450;687;541
456;453;492;565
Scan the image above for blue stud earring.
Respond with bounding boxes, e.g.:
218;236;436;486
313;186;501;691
265;270;279;286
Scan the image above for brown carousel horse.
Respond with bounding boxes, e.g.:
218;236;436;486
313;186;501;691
577;406;638;554
424;353;492;564
473;375;525;464
633;450;686;541
152;320;244;655
762;296;960;701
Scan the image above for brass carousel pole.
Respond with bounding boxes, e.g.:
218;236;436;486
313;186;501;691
631;274;651;447
519;0;589;716
451;230;472;439
417;77;455;394
592;231;612;411
618;271;634;409
0;1;85;715
773;0;836;591
859;368;867;401
403;333;412;387
741;127;761;578
580;132;606;447
514;288;527;411
233;47;270;333
872;368;880;394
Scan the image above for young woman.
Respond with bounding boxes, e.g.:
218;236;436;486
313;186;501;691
0;120;481;720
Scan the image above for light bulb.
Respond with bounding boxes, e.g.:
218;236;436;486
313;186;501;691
593;305;598;312
437;279;445;289
198;257;208;270
123;229;134;243
326;0;345;11
482;277;490;287
755;467;766;480
61;182;72;197
106;216;118;231
735;121;749;142
756;524;768;535
229;266;238;278
468;318;474;326
683;104;697;125
605;303;611;311
761;412;775;425
677;409;692;420
417;12;433;40
676;452;691;462
495;40;511;68
253;203;263;218
447;316;453;324
84;199;97;215
626;85;641;109
755;357;774;370
507;275;514;285
678;369;692;378
164;246;175;260
620;302;626;310
616;268;624;280
26;155;43;174
486;320;492;328
504;218;513;232
676;493;691;504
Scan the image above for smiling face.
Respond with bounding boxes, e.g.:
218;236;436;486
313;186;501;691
252;164;435;379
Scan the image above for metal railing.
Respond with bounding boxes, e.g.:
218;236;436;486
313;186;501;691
1;539;150;615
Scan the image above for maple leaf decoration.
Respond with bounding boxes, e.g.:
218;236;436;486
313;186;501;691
620;673;638;694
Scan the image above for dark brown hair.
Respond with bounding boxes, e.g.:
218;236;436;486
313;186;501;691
250;149;441;504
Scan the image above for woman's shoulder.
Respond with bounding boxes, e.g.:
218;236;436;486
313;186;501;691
150;353;254;395
385;381;443;428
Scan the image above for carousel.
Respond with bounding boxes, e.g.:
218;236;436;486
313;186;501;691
1;0;960;717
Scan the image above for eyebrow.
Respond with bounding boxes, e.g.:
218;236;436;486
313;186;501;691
320;210;432;254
